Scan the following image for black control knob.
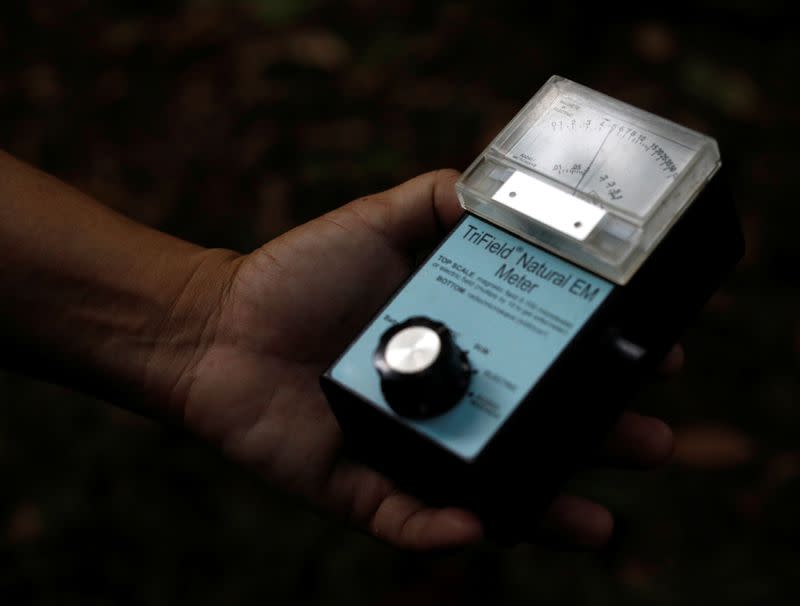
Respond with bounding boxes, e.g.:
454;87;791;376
374;317;471;419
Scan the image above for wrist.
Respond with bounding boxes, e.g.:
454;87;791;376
0;150;244;420
139;247;243;421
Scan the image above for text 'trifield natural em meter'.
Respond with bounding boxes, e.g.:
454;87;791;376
321;76;743;531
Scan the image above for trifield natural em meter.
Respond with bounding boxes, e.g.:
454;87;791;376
321;76;743;530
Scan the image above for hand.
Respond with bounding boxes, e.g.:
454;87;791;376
173;170;677;550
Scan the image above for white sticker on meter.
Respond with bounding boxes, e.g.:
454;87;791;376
491;170;606;241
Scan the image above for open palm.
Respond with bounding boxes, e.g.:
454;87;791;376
179;170;676;550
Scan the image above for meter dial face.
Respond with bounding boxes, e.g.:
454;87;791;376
509;95;697;222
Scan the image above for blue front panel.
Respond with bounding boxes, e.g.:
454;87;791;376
331;216;613;461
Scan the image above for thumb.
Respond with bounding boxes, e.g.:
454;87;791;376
348;169;464;253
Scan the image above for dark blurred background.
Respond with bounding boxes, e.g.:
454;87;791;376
0;1;798;604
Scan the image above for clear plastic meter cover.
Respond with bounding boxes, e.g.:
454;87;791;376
456;76;721;285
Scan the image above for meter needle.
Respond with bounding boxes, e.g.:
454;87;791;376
572;124;614;197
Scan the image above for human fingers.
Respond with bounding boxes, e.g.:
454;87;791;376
600;411;675;469
538;413;673;548
369;492;484;551
324;460;483;551
347;169;464;253
536;494;615;549
658;344;684;375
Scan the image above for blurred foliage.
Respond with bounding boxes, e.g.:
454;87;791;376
245;0;318;25
0;0;798;604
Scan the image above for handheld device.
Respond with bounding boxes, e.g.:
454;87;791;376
321;76;743;531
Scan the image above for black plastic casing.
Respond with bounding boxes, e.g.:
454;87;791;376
320;171;743;536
